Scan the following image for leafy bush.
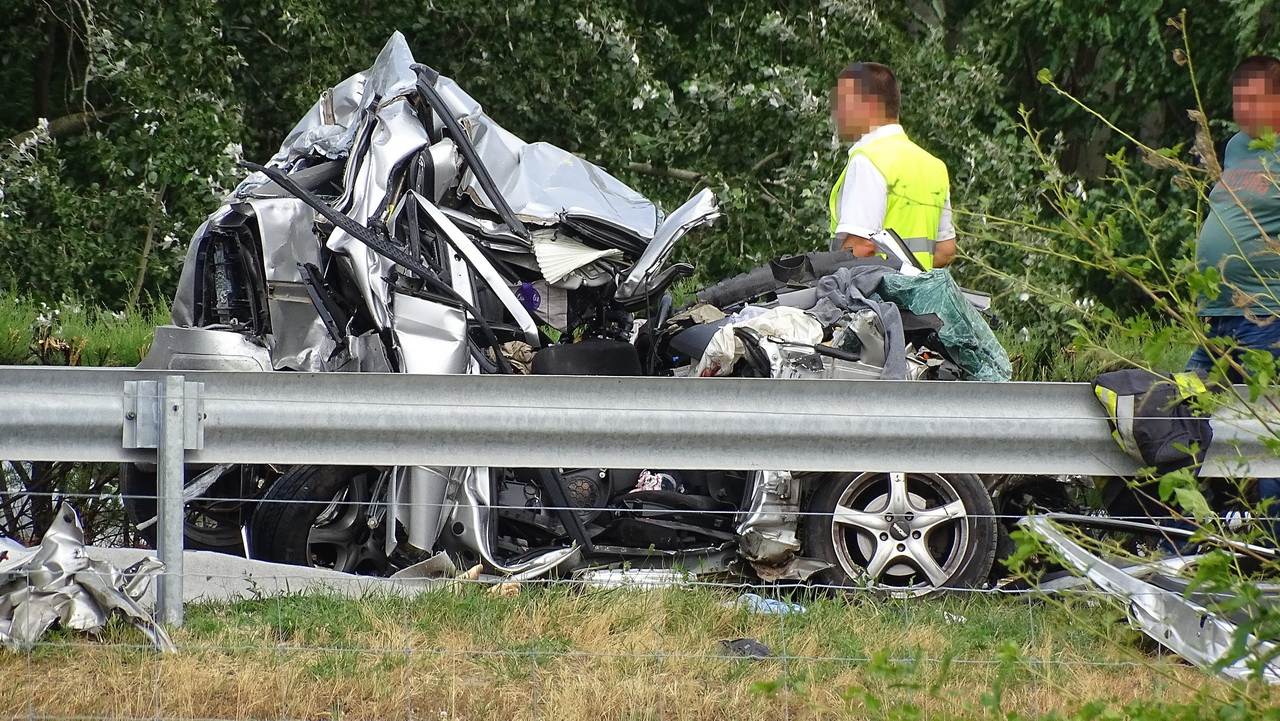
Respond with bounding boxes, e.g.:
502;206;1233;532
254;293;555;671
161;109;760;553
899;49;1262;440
2;2;1274;312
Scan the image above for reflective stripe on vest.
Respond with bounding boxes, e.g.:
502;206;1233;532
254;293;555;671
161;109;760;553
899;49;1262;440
828;133;949;270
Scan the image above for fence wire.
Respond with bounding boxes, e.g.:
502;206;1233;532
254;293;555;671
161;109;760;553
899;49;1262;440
1;481;1276;719
3;375;1280;718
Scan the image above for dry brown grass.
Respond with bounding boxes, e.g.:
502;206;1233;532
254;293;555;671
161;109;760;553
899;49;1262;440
0;584;1265;720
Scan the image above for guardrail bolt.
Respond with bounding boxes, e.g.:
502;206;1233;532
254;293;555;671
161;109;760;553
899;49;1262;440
124;411;136;420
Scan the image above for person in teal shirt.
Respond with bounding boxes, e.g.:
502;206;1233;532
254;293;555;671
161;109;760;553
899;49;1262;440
1187;54;1280;542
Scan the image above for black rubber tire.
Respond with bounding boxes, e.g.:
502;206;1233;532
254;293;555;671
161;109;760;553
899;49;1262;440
248;465;390;575
120;462;260;553
802;471;997;597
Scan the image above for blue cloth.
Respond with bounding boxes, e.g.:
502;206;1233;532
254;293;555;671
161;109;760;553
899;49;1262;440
1186;314;1280;543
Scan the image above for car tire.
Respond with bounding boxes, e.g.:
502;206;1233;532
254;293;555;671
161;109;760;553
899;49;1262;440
120;462;265;554
802;471;997;597
248;465;390;575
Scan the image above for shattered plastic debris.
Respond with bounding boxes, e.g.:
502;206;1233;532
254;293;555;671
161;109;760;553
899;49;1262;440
729;592;806;615
1020;515;1280;684
0;503;174;652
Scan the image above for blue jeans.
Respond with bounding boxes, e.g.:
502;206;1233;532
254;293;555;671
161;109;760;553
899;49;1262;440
1186;314;1280;543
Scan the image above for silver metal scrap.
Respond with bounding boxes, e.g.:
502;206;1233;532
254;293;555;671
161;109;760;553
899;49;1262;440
0;503;174;652
1020;515;1279;683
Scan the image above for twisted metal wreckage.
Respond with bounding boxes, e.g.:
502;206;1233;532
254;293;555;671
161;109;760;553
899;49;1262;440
127;30;1015;600
2;33;1278;681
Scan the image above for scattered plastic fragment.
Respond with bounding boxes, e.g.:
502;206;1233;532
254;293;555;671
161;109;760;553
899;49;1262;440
730;592;806;615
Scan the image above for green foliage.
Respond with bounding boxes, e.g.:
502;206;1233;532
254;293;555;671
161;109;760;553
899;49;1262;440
991;14;1280;705
3;2;1273;314
0;295;163;366
0;1;250;308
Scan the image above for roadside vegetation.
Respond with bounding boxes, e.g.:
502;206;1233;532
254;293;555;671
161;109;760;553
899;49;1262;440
3;586;1266;720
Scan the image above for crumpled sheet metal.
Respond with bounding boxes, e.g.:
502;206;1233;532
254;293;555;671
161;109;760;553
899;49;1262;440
466;128;659;241
735;470;803;565
263;32;418;173
1020;515;1280;683
0;504;174;653
239;32;659;245
615;188;721;303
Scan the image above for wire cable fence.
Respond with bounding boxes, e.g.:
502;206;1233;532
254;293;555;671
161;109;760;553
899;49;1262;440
2;368;1279;718
1;567;1236;720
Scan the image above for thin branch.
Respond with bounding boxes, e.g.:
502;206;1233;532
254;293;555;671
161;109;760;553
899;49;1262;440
129;185;168;309
749;150;786;174
623;161;705;183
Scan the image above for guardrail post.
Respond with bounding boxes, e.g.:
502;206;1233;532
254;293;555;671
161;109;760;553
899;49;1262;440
156;374;186;627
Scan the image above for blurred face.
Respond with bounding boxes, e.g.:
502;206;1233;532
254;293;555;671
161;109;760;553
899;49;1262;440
831;78;882;141
1233;72;1280;138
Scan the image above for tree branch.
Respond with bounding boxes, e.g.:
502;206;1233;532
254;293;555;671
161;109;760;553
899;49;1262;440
7;111;99;148
623;161;706;183
749;150;786;174
129;185;168;308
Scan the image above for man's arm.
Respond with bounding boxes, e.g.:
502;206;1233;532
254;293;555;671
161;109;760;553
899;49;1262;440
932;239;956;267
836;233;877;256
833;155;887;253
932;192;957;267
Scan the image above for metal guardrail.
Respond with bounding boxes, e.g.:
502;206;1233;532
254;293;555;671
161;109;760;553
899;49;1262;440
3;365;1280;624
3;366;1279;475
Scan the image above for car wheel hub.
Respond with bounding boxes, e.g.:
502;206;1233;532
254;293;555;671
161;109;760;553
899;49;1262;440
832;472;971;592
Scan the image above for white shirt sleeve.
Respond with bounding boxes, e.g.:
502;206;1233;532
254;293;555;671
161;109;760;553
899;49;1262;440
937;192;956;242
833;153;887;239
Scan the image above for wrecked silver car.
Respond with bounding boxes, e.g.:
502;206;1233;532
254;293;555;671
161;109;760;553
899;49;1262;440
124;33;1013;596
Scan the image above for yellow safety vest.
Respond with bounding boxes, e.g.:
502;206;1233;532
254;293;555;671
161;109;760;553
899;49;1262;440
828;133;950;270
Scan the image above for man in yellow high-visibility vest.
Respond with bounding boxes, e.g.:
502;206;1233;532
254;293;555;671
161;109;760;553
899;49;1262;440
828;62;955;270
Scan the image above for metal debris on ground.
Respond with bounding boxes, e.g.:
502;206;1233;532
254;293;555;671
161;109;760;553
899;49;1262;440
1020;514;1280;684
576;568;694;590
0;503;174;652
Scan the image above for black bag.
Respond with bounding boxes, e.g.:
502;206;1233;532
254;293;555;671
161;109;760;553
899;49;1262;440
1091;369;1213;475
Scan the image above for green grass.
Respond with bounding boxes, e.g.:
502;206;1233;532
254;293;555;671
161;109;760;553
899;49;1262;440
0;295;166;366
6;584;1259;720
998;322;1198;382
